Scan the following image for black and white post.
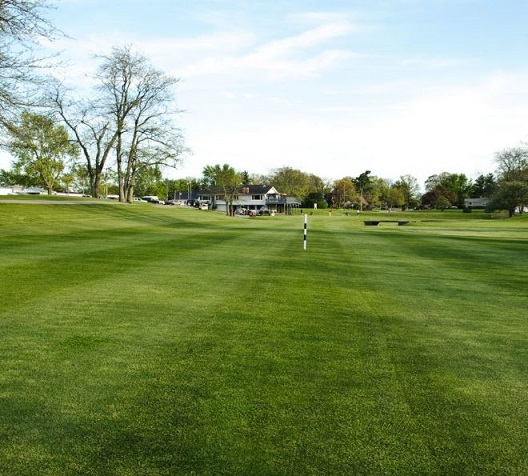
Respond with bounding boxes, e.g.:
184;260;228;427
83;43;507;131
303;214;307;250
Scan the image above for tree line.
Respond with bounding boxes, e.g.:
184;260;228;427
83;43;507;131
192;161;526;215
1;1;528;215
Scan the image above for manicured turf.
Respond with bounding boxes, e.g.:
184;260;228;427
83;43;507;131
0;203;527;474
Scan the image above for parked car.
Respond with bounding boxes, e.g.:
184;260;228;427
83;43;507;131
142;196;160;204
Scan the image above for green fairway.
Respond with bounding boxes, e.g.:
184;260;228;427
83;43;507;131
0;203;527;475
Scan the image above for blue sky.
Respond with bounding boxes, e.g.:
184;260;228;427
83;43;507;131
4;0;528;188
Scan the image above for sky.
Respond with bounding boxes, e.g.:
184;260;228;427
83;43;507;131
3;0;528;189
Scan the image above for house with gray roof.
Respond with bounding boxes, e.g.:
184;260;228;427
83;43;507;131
197;184;300;214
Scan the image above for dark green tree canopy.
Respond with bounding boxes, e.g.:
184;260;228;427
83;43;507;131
424;172;471;208
471;173;496;198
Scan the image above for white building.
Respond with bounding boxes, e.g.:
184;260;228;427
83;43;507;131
197;184;300;214
464;197;489;208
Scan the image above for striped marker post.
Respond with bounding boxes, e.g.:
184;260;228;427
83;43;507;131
303;214;307;250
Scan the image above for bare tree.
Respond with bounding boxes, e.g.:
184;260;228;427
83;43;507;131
97;46;185;202
495;147;528;183
0;0;57;132
50;84;117;198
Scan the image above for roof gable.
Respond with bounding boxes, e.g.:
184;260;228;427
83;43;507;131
198;184;279;195
241;185;277;195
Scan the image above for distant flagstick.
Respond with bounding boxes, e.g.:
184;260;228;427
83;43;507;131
304;214;307;250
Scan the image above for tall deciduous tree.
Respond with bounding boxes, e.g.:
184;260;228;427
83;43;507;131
269;167;310;200
424;172;471;207
495;147;528;182
8;111;78;194
487;181;528;217
489;147;528;216
332;177;356;208
386;186;405;211
97;45;185;202
394;174;420;209
50;84;118;198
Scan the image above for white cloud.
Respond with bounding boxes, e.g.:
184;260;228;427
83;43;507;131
178;19;359;81
399;55;469;69
49;16;358;84
255;22;354;56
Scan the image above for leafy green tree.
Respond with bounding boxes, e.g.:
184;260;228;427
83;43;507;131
353;170;372;210
378;180;406;211
302;192;328;209
203;164;241;216
434;195;452;210
269;167;310;200
332;177;357;208
394;174;420;209
306;173;328;195
0;168;35;187
488;148;528;216
386;187;405;210
133;165;165;199
424;172;471;207
369;176;388;208
240;170;250;184
425;172;472;207
421;188;456;209
445;173;472;206
487;181;528;217
8;111;78;194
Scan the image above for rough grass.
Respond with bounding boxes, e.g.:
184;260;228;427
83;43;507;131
0;203;527;475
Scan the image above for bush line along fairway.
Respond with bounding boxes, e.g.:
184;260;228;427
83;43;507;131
0;203;527;475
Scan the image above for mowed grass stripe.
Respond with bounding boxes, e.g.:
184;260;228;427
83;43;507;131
0;207;527;474
0;209;309;473
329;221;528;474
121;217;437;474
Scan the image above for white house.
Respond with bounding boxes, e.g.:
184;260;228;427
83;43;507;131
197;184;300;214
464;197;489;208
